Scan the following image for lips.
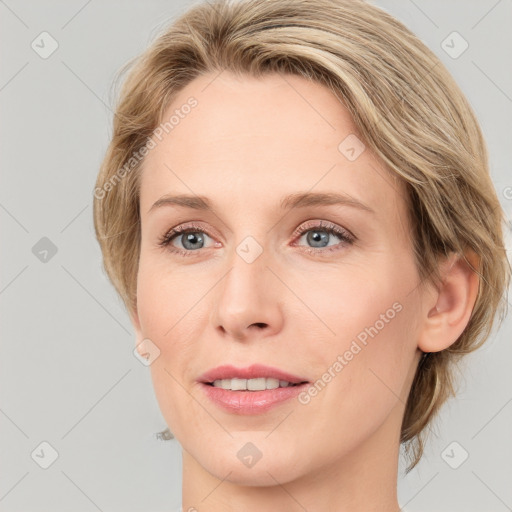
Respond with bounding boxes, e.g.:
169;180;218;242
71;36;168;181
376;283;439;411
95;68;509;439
198;364;310;414
198;363;309;385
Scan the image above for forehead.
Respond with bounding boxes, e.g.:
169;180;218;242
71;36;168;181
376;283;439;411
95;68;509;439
139;71;405;221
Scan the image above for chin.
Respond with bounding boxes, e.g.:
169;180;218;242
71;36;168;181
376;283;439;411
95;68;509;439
210;458;303;487
190;437;305;487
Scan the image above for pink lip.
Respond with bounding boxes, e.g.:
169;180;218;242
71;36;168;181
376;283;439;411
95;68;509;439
198;364;308;385
198;364;310;415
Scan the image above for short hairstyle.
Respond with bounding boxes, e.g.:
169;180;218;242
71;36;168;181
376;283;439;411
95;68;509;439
93;0;511;472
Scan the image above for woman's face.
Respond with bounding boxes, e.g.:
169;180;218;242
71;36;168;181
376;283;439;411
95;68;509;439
132;71;426;486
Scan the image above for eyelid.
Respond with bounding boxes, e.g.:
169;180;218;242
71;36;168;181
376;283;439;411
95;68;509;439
291;219;356;243
157;221;216;248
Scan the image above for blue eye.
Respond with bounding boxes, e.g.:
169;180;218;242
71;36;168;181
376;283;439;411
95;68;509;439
157;220;355;257
292;220;355;255
157;223;213;256
296;223;351;247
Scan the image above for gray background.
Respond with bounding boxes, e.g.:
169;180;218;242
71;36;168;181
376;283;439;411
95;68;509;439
1;1;511;511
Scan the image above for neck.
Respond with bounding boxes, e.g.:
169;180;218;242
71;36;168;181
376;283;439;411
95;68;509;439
181;400;404;512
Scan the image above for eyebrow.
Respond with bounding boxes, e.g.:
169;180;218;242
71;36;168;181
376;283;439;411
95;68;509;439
148;191;374;214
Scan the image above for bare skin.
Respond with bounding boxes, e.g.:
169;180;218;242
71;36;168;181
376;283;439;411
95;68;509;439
130;71;479;512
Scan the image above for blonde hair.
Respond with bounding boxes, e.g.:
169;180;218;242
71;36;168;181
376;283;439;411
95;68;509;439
93;0;510;472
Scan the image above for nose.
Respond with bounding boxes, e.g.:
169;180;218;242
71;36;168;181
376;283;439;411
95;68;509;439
210;243;284;342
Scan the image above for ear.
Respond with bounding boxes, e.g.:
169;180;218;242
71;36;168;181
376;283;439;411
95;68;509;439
417;250;480;353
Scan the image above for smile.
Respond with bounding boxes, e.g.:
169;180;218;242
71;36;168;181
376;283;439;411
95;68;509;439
209;377;301;391
198;364;310;414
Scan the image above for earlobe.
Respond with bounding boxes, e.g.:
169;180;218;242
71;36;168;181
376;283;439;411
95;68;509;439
418;250;480;353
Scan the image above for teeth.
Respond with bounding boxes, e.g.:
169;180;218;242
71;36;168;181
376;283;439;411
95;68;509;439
231;378;247;391
211;377;296;391
248;377;269;391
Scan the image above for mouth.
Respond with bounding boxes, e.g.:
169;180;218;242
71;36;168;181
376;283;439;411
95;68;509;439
204;377;308;391
198;364;310;414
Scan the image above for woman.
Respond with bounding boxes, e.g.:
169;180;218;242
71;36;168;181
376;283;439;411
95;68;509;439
93;0;510;510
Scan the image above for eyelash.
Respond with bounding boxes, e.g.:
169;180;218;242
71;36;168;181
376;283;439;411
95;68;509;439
156;220;355;257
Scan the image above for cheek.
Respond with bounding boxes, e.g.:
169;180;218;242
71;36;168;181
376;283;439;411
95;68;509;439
289;260;404;341
293;297;418;468
300;258;420;409
135;258;208;421
135;256;204;340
